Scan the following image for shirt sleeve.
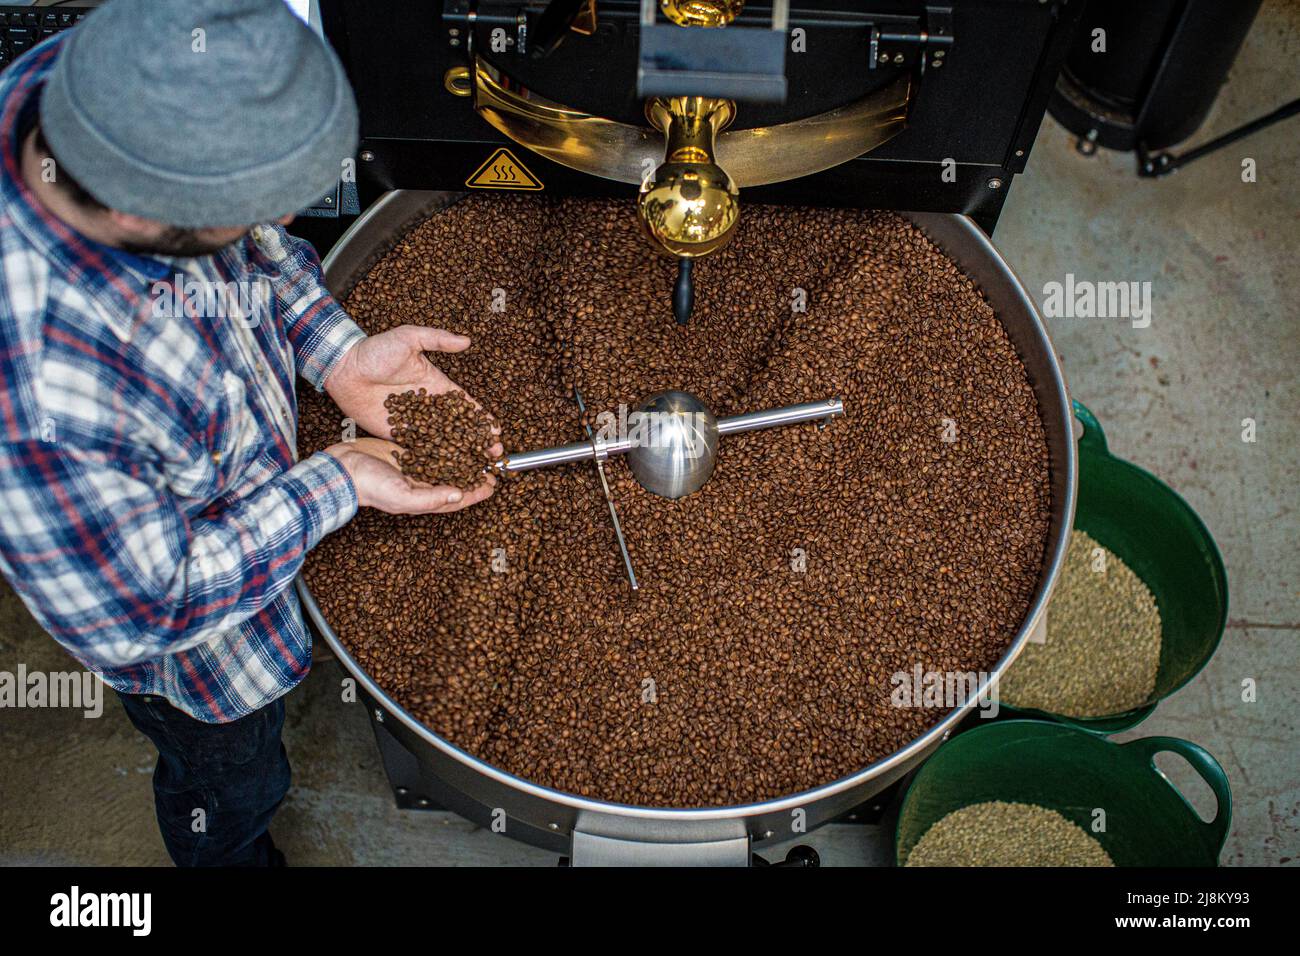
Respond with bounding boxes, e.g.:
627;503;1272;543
253;222;367;392
0;438;357;670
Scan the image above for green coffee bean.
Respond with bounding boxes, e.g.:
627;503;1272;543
906;801;1114;867
1001;530;1161;718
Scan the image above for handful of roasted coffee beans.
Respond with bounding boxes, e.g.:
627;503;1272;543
385;388;496;490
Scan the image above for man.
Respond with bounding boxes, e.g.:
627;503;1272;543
0;0;498;865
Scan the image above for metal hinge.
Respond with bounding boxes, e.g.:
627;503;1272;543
870;5;954;73
444;1;529;56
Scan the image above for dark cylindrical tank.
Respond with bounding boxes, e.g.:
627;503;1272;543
1049;0;1264;151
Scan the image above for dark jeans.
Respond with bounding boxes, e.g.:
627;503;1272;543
118;691;290;867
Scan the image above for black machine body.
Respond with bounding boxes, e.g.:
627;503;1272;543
320;1;1085;235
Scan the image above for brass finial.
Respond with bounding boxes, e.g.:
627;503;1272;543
659;0;745;28
638;97;740;258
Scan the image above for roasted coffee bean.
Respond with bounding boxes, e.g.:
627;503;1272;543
387;388;496;490
298;196;1053;808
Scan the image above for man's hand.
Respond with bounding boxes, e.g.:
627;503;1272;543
326;437;496;515
324;325;504;458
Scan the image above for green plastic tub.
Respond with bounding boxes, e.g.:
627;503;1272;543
1002;401;1229;733
896;721;1232;866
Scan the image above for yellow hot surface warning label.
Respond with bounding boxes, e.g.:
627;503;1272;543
466;148;544;191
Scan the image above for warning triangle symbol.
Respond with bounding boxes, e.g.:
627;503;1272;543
466;148;544;191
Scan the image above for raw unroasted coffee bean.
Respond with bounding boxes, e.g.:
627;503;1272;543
299;195;1053;808
386;388;496;490
904;801;1114;867
1001;530;1162;717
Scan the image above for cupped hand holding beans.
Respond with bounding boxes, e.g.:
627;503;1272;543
324;324;504;459
326;436;497;515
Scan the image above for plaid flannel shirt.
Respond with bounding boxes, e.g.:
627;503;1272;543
0;36;364;722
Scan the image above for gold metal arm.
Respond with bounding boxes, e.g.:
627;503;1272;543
461;57;912;257
469;58;911;188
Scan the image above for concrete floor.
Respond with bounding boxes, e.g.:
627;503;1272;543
1;3;1296;866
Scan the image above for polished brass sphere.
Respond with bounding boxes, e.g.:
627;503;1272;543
638;163;740;258
639;97;740;258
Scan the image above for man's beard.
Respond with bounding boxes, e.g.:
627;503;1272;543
119;226;241;257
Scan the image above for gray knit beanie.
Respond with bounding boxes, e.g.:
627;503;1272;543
39;0;358;228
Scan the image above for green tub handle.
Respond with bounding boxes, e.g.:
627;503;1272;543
1121;736;1233;858
1072;399;1109;455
